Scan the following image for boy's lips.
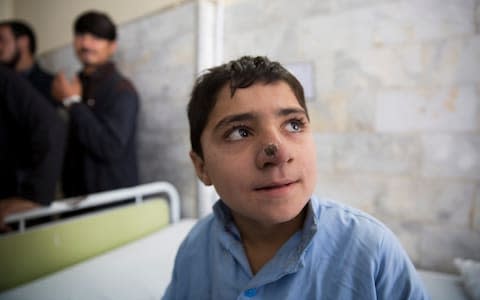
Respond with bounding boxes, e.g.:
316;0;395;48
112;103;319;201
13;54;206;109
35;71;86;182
253;179;299;191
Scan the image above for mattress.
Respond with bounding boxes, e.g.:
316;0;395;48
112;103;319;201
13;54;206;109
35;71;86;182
0;219;197;300
418;269;468;300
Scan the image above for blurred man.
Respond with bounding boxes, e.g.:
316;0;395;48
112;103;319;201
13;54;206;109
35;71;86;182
0;65;66;232
0;20;54;102
52;11;139;197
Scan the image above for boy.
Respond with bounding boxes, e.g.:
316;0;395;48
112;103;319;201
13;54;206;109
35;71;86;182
163;56;429;299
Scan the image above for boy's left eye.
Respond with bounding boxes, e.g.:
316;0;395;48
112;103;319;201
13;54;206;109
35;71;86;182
285;119;304;132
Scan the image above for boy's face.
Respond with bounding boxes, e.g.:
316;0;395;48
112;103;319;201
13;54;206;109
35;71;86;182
191;81;317;226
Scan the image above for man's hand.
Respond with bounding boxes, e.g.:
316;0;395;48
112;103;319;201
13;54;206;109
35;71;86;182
0;198;41;233
51;72;82;103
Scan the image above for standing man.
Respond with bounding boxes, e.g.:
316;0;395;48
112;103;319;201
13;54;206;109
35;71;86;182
52;11;139;197
0;65;66;232
0;20;54;102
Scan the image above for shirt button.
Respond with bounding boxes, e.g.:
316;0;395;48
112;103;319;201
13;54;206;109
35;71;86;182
244;288;257;297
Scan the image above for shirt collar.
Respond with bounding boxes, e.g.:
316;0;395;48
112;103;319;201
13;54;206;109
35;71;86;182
212;198;319;284
213;200;242;241
212;197;319;244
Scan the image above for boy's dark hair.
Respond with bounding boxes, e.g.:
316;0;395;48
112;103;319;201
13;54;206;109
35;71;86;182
74;11;116;41
188;56;308;158
0;20;37;54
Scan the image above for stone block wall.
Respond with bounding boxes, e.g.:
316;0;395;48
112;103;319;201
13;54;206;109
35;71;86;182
38;0;480;272
223;0;480;272
40;2;198;217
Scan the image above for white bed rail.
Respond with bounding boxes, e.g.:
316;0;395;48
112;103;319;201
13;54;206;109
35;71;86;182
4;181;180;233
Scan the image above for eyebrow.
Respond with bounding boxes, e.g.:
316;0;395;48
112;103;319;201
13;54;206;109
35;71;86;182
213;113;255;132
213;107;308;132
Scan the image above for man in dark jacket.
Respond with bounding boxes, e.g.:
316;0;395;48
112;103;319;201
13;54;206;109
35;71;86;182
52;11;139;197
0;65;66;232
0;20;54;102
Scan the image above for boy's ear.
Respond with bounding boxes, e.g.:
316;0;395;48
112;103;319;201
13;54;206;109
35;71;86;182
189;151;212;186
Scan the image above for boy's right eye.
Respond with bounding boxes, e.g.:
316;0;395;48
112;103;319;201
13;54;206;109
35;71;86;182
226;126;250;141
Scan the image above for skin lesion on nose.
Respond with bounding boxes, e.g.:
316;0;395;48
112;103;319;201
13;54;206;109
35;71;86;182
264;143;278;157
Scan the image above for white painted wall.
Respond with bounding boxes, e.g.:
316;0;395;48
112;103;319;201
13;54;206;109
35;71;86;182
0;0;185;54
0;0;13;20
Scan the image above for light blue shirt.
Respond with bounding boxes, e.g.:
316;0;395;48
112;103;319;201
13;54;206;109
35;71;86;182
163;196;430;299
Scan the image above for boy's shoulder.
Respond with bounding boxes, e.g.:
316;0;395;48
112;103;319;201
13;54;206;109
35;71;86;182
313;196;387;230
311;196;394;250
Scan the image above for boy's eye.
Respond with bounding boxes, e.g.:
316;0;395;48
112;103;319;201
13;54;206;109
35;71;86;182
227;127;250;141
285;119;305;132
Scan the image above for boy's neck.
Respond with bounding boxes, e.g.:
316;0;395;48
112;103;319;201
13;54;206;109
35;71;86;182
232;207;307;275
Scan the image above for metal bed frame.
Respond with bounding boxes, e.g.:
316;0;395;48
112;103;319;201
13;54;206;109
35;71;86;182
4;181;180;233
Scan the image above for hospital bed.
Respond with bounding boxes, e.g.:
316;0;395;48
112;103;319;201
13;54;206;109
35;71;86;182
0;219;195;299
0;181;196;299
0;182;470;300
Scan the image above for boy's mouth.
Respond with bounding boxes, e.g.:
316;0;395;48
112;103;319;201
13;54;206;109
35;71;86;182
254;180;299;191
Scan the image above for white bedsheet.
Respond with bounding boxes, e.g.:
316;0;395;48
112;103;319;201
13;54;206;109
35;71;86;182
418;270;468;300
0;219;197;300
